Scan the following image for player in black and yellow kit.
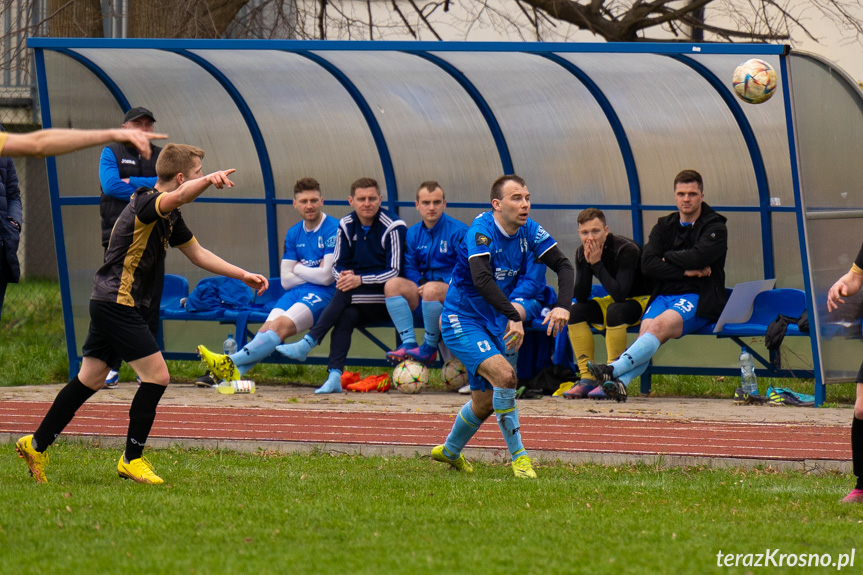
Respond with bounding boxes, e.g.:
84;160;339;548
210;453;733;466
827;244;863;503
15;144;267;485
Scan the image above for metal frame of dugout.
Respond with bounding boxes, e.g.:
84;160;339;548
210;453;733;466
28;38;863;407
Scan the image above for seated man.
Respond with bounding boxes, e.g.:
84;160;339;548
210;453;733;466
275;177;407;394
564;208;651;399
15;144;267;485
383;180;467;366
197;177;338;381
587;170;727;402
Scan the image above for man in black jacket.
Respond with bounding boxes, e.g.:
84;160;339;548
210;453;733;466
0;128;20;322
564;208;651;399
588;170;727;401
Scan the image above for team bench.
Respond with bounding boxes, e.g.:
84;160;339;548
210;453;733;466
158;275;812;395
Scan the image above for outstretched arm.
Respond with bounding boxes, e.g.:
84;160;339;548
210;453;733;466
3;128;167;159
179;242;268;296
158;169;235;214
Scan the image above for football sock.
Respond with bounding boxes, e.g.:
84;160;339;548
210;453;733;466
442;400;484;459
493;387;527;461
611;333;660;377
618;360;649;388
853;417;863;490
568;322;595;380
275;334;316;361
421;300;444;348
125;382;166;461
386;296;416;347
605;324;628;363
315;369;343;394
232;330;281;376
33;376;97;452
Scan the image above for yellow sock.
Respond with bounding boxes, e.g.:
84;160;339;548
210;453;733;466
606;324;628;363
568;322;595;380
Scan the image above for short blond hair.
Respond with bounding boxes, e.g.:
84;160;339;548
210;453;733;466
156;143;205;182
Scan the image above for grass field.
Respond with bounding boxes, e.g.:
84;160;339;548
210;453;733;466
1;441;861;575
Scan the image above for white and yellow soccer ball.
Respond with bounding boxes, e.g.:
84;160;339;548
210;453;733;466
393;360;429;394
441;358;468;392
732;58;777;104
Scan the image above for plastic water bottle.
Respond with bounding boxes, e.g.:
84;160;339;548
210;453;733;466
217;379;256;394
739;347;758;396
223;334;237;355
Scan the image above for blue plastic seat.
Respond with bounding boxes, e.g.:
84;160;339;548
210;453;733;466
719;288;806;336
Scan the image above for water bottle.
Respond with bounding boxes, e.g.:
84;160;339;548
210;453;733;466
223;334;237;355
739;347;758;396
217;379;256;394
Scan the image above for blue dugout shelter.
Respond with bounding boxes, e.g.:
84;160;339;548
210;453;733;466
27;38;863;405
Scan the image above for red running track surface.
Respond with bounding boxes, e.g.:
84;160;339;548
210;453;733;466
0;401;849;462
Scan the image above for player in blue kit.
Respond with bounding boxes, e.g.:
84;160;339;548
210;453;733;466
431;175;574;478
383;181;467;366
197;178;338;381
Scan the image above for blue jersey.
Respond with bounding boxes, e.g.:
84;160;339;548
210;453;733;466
443;211;557;335
404;212;467;284
283;213;339;290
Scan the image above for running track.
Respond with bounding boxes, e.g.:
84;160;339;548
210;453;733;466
0;401;850;467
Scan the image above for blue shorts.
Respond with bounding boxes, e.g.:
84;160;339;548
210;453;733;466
511;297;544;323
643;294;711;336
273;285;334;323
441;312;505;392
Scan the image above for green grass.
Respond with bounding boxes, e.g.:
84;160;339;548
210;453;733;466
1;442;860;575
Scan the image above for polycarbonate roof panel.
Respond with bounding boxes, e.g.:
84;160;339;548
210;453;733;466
312;50;501;204
73;48;264;199
561;53;757;206
689;53;793;208
791;54;863;210
44;51;125;198
433;51;629;206
191;49;383;201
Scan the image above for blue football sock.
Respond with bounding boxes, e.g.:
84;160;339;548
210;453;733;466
231;330;281;376
275;334;316;361
421;300;444;348
442;401;484;459
611;333;660;377
315;369;342;394
386;296;416;347
618;360;649;387
493;387;527;461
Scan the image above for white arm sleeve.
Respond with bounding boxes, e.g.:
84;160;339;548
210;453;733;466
293;254;336;286
281;259;304;290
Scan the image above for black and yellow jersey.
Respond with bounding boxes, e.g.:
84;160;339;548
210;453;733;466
91;186;196;308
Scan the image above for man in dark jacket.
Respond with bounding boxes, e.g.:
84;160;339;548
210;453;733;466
564;208;652;398
0;138;21;322
588;169;727;402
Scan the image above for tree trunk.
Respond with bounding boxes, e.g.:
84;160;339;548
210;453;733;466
47;0;103;37
128;0;250;38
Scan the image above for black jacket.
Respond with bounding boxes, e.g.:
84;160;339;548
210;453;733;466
0;156;21;283
99;142;160;249
641;202;728;320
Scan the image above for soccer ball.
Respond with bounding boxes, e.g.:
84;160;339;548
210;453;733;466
732;59;777;104
441;358;468;392
393;360;429;394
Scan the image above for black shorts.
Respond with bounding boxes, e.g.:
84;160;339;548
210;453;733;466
82;300;161;366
